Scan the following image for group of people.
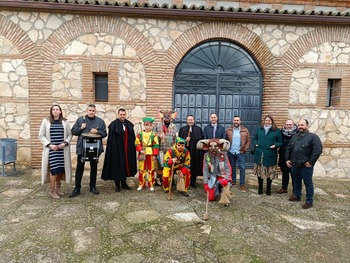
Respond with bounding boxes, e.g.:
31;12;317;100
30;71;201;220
39;104;322;209
253;115;322;209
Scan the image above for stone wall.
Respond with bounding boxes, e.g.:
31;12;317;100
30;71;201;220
0;10;349;177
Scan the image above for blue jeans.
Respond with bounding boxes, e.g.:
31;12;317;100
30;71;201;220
228;152;246;185
291;166;314;204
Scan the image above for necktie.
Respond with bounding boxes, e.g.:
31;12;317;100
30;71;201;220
213;125;216;138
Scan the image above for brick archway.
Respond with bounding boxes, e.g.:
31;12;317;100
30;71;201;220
282;26;350;69
165;22;275;71
41;15;157;66
0;16;38;59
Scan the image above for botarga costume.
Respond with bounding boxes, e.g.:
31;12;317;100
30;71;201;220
197;139;234;205
162;137;191;195
178;123;204;187
154;110;178;183
135;117;159;191
101;117;137;188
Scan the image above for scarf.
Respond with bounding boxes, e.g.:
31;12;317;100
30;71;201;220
281;125;298;137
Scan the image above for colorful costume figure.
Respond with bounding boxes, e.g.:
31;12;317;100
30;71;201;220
135;117;159;191
197;139;233;205
154;109;178;183
162;137;191;196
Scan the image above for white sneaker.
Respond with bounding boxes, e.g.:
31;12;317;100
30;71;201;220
137;186;142;191
150;187;154;191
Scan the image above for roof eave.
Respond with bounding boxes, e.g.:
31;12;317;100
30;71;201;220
0;1;349;24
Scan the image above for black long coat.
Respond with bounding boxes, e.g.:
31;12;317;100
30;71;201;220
101;119;137;181
178;125;204;177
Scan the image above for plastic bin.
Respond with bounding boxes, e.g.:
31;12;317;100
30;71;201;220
0;138;17;176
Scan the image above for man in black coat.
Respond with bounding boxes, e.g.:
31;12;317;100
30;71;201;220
285;119;322;209
179;115;204;188
101;108;137;192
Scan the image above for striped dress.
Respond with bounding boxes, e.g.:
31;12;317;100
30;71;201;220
49;120;65;175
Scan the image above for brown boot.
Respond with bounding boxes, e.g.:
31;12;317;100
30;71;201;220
55;174;64;196
50;175;60;199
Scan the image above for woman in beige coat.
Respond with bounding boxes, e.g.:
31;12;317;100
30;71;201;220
39;104;72;199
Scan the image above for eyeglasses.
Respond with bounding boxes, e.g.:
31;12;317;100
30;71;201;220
144;123;152;126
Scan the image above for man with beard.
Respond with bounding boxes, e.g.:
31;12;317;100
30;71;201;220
276;119;298;194
197;139;233;206
69;104;107;198
162;137;191;196
286;119;322;209
101;108;137;192
178;115;204;188
226;116;251;192
154;110;178;184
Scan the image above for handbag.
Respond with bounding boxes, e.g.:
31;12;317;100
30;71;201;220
137;132;152;161
138;153;146;161
176;175;185;192
250;145;256;155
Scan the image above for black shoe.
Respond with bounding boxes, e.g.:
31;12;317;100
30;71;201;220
180;191;189;197
115;185;121;192
302;202;313;209
190;183;197;188
289;195;301;202
69;188;80;198
90;187;99;195
121;181;131;190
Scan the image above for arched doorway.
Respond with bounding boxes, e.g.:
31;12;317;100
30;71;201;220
173;40;262;165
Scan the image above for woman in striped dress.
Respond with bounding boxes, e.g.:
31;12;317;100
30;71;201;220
39;104;72;199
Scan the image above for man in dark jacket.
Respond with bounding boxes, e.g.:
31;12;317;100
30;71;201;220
69;104;107;198
286;119;322;209
204;113;226;139
101;108;137;192
179;115;204;188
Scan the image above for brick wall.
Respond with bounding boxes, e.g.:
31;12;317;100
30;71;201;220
1;9;350;176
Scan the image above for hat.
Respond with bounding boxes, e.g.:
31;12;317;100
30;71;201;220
176;137;186;144
143;117;155;123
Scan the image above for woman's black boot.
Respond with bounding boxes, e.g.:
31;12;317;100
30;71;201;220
258;177;263;195
266;178;272;195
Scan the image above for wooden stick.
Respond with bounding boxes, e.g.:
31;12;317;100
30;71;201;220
168;164;174;200
203;190;209;221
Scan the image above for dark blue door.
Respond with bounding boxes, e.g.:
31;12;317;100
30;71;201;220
173;41;262;166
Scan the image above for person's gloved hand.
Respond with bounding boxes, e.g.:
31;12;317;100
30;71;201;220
220;179;228;186
204;184;210;192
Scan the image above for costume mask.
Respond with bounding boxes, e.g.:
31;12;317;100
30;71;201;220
196;139;230;153
158;110;178;123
